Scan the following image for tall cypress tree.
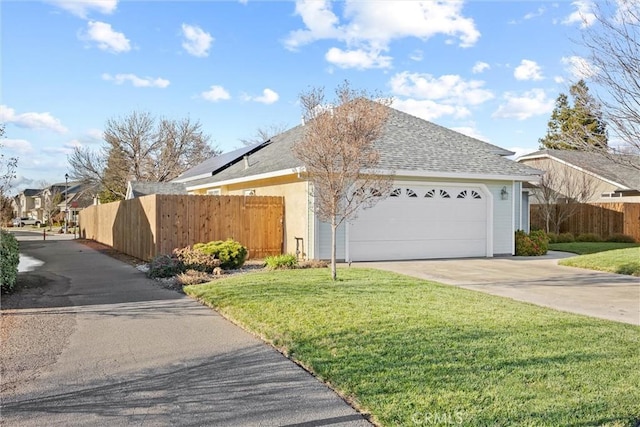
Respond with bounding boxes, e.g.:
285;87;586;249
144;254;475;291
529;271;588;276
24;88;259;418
539;80;607;150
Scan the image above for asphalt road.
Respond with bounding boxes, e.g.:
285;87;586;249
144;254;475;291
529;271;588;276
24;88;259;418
1;233;370;426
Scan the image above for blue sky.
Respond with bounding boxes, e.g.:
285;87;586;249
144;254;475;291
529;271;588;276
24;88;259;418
2;0;599;192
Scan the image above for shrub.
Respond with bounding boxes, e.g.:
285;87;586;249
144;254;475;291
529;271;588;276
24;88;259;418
193;239;248;270
556;232;575;243
265;254;299;270
546;232;558;244
576;233;603;242
606;233;636;243
147;254;184;278
176;270;215;286
515;230;548;256
299;259;329;269
173;246;221;273
1;230;19;293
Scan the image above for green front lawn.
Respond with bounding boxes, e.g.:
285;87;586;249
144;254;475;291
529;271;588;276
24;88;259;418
559;247;640;276
185;269;640;427
550;242;639;255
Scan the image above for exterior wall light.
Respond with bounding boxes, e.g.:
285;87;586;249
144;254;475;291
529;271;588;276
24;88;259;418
500;186;509;200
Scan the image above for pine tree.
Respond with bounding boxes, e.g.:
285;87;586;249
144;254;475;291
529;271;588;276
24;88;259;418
539;80;607;150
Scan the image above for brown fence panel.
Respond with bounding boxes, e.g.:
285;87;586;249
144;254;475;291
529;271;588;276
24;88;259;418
79;195;284;261
530;202;640;241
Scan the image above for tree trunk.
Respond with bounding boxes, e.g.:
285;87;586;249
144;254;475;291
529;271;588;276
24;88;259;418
331;218;337;281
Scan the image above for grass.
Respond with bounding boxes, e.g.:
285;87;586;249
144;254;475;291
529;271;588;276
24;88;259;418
559;247;640;276
184;268;640;427
550;242;640;255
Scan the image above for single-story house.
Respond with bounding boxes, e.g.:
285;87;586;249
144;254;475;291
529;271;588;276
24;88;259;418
176;106;542;262
517;149;640;203
125;181;188;199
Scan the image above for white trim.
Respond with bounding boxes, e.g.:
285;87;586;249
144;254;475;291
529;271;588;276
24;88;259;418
185;167;304;191
173;172;212;183
375;169;541;183
517;153;630;190
512;181;516;255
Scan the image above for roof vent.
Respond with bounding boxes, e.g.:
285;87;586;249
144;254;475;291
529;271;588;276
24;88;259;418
244;154;250;169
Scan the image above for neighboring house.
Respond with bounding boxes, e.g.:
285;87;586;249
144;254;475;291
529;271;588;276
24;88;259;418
14;189;40;219
517;149;640;203
176;106;541;262
57;182;99;224
35;184;67;223
125;181;188;200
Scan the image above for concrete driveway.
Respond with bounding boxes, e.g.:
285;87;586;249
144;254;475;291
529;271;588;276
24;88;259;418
358;251;640;326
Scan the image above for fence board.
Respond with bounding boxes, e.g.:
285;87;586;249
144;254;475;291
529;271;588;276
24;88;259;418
531;202;640;241
79;195;284;261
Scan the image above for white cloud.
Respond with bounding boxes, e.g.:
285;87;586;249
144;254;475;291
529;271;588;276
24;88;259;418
409;49;423;62
392;99;470;121
201;85;231;102
284;0;480;68
524;6;546;20
47;0;118;18
244;88;280;105
0;105;68;134
561;55;596;79
325;47;392;69
492;89;554;120
554;76;565;84
102;73;170;88
472;61;490;74
514;59;544;81
86;128;104;140
82;21;131;53
2;138;34;155
389;72;494;106
562;0;596;28
181;24;213;57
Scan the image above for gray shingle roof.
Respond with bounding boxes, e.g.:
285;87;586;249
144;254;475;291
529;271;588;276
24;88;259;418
129;182;187;198
175;142;265;182
519;149;640;190
185;105;540;188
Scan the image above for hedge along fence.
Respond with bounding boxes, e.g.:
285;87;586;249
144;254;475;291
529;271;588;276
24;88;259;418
78;194;284;261
531;202;640;242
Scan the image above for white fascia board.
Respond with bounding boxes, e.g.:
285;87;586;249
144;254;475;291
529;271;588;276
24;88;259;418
517;153;629;190
374;169;542;183
185;167;304;191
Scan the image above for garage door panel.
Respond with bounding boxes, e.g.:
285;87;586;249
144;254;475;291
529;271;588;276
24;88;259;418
349;184;488;261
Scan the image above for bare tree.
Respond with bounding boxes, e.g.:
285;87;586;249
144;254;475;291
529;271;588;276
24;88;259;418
38;182;63;230
578;0;640;168
239;123;288;146
68;112;219;201
293;82;393;280
531;163;598;234
0;124;17;199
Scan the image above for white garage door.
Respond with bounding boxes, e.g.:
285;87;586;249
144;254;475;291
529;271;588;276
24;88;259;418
349;185;488;261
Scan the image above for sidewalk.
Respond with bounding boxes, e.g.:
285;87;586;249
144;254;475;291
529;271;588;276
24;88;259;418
2;237;370;426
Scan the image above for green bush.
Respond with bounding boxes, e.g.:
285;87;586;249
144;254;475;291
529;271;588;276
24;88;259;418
173;246;221;273
556;232;575;243
193;239;248;270
265;254;298;270
576;233;603;242
147;254;185;278
606;233;636;243
515;230;549;256
546;232;558;244
1;230;19;293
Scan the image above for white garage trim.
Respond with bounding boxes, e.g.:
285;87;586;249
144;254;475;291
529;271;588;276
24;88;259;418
345;181;494;262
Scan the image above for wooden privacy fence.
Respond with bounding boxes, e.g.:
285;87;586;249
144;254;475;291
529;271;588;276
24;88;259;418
531;202;640;241
78;195;284;261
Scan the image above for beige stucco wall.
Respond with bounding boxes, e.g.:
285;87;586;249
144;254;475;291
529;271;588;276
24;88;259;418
519;157;627;203
191;175;309;256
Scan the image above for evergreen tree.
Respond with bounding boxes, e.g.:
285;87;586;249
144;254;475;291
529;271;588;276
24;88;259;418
539;80;607;150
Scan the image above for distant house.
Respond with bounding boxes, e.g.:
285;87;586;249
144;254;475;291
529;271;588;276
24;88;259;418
14;189;40;219
175;106;541;261
517;149;640;203
125;181;188;200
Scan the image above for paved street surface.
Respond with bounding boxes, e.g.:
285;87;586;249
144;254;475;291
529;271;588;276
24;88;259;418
1;232;370;426
360;252;640;325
